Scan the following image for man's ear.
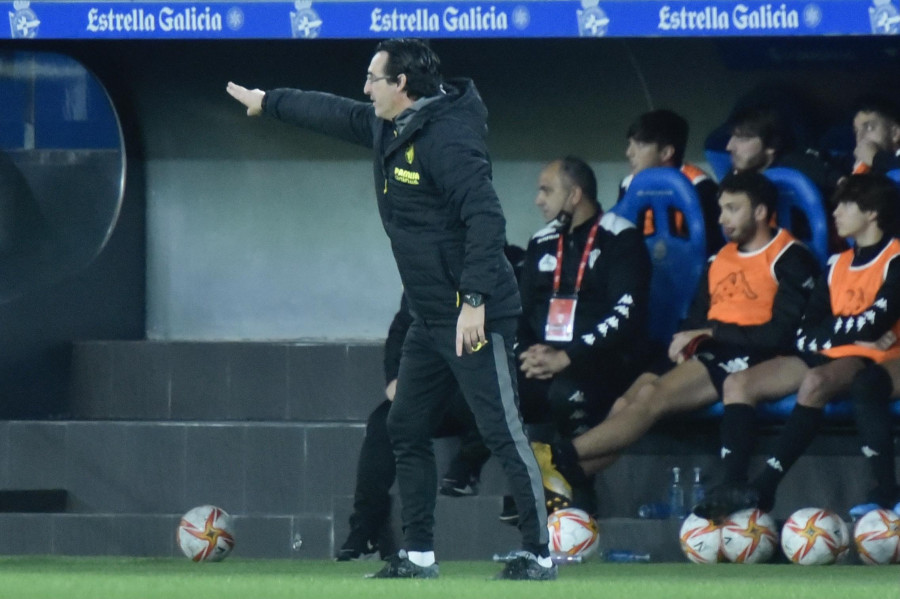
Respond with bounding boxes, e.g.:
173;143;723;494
865;208;879;226
890;122;900;148
660;144;676;165
396;73;408;93
754;202;770;224
570;186;584;208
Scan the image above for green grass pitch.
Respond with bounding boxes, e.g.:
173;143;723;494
0;557;897;599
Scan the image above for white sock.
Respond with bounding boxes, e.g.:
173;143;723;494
537;555;553;568
407;551;436;567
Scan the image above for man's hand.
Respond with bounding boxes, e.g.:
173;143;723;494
855;329;898;352
519;344;570;379
226;81;265;116
669;328;713;363
456;304;487;357
854;140;880;168
385;378;398;402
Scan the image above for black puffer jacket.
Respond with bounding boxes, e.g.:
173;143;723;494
264;79;520;325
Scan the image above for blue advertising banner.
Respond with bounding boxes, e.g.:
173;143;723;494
4;0;899;40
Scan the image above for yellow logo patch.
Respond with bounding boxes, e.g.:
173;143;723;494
394;166;420;185
405;144;415;164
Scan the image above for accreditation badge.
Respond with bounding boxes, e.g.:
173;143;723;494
545;295;577;342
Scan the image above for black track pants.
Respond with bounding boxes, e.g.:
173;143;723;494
386;317;548;553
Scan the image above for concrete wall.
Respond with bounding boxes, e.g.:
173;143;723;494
20;36;899;343
1;36;899;415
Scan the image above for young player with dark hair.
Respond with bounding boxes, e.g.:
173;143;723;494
695;174;900;519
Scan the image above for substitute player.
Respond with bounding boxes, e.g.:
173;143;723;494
695;174;900;518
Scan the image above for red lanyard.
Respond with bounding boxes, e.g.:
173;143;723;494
552;218;600;295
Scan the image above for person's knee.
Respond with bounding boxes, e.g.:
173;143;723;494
386;406;425;445
797;369;831;408
722;371;751;406
615;376;657;413
851;364;894;406
627;381;664;421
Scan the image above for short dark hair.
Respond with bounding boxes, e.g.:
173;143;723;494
626;109;689;166
718;170;779;219
557;155;598;206
832;174;900;235
852;94;900;127
374;38;442;100
728;105;793;158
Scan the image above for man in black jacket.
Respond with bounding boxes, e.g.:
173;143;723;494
227;38;554;580
517;157;651;516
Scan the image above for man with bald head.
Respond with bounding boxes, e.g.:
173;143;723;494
510;156;651;517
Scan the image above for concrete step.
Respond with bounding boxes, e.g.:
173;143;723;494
0;508;685;561
68;341;385;422
0;508;869;564
2;420;884;519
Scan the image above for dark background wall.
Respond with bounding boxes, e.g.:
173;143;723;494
0;36;899;416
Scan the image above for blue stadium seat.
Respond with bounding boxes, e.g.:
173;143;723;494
886;169;900;185
704;149;732;183
611;167;707;346
891;399;900;417
763;167;830;269
757;394;797;420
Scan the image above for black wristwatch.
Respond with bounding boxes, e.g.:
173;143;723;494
461;292;484;308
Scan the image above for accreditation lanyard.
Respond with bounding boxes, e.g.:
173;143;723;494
545;218;600;342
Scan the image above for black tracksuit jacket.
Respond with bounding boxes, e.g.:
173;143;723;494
264;78;520;325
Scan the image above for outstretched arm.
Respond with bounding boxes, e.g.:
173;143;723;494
226;82;265;116
225;81;377;148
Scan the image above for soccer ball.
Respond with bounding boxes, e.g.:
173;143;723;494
780;508;848;565
547;507;600;558
177;505;236;562
720;508;778;564
854;508;900;565
679;513;724;564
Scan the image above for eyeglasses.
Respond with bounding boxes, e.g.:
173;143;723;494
366;74;391;84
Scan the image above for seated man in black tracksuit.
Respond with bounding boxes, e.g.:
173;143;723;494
513;156;652;517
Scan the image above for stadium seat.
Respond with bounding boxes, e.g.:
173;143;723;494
891;399;900;417
750;395;852;422
611;167;707;346
757;394;797;420
704;149;732;183
763;167;830;269
886;169;900;186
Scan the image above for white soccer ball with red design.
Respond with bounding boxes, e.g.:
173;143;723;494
177;505;236;562
720;508;778;564
679;513;724;564
547;507;600;558
780;508;848;565
854;508;900;565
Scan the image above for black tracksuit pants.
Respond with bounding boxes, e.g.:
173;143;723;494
386;317;549;554
348;390;487;548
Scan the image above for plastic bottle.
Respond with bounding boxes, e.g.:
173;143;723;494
550;554;584;565
637;501;670;519
690;466;705;508
600;549;651;563
669;466;686;519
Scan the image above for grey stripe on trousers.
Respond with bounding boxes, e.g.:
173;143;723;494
491;331;549;546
